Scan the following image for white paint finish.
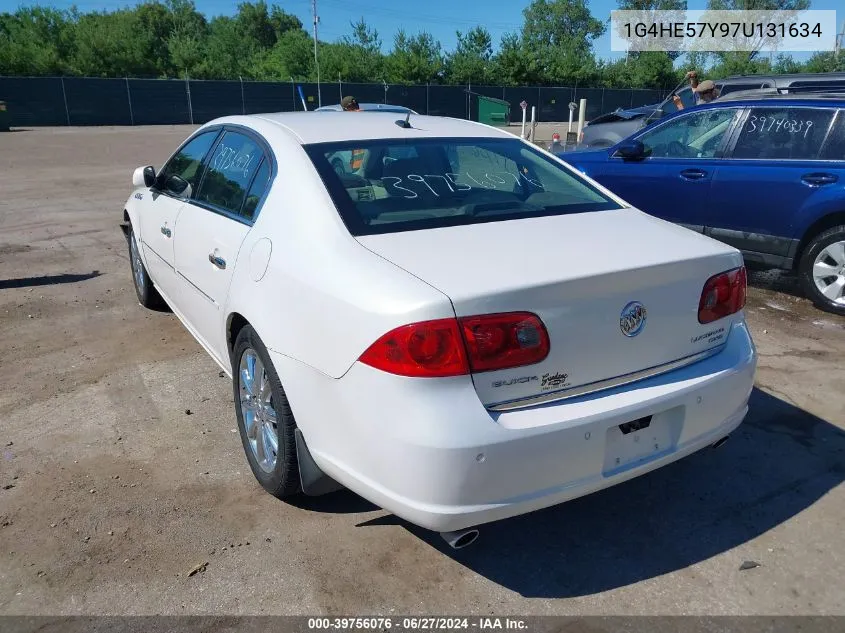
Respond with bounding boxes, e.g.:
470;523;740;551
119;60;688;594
172;204;251;363
268;321;755;532
358;209;745;405
123;115;758;533
136;192;183;299
249;238;272;282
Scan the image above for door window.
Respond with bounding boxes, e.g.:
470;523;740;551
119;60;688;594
731;107;835;160
158;130;219;198
195;131;265;216
241;159;271;221
819;111;845;160
637;108;737;159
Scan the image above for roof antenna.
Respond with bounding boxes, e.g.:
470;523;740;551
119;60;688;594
395;111;412;129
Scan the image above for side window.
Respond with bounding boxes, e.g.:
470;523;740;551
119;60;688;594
731;107;835;160
195;131;264;215
158;130;218;198
241;159;271;221
819;111;845;161
637;109;737;159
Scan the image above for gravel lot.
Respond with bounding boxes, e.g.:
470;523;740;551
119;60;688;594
1;126;844;616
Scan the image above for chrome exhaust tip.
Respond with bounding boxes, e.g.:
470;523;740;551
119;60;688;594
440;528;480;550
711;435;730;449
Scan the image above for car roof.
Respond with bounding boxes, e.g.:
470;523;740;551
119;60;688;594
208;111;513;145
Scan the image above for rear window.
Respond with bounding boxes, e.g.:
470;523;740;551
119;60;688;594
305;137;622;235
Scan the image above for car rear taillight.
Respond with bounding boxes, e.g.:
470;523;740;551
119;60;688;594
459;312;549;372
358;318;469;378
698;266;747;324
359;312;550;377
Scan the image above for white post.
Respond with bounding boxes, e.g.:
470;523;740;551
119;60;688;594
521;106;527;138
576;98;587;141
529;106;536;143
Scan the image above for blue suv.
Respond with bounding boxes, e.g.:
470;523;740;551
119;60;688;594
560;96;845;315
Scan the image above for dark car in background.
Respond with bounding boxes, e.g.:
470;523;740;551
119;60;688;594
560;96;845;315
580;72;845;149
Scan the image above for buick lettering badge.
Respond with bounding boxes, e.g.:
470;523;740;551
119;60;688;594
620;301;647;337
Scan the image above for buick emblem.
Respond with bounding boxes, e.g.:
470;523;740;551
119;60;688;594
620;301;647;337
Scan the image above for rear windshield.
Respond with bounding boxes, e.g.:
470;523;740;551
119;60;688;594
304;137;623;235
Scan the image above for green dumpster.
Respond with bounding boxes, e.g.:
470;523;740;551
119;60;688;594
0;101;9;132
477;95;510;127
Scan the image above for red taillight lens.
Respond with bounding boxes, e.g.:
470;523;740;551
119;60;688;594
698;266;747;324
358;318;469;377
459;312;550;372
359;312;550;377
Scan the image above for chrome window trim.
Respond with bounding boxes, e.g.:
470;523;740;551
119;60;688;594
487;344;726;413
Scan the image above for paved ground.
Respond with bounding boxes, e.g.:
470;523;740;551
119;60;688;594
1;126;844;616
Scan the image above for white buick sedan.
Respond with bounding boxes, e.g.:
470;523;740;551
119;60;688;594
122;112;756;548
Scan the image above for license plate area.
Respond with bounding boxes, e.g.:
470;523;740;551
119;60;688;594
619;415;652;434
602;408;683;477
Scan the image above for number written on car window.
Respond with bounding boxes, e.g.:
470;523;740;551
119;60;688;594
196;132;264;215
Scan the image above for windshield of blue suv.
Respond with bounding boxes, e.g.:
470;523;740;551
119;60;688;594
305;137;623;235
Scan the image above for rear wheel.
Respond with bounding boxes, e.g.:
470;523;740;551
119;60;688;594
127;225;166;310
798;225;845;316
233;325;301;498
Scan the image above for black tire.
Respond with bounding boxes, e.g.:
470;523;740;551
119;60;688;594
232;325;301;498
127;224;166;310
798;224;845;316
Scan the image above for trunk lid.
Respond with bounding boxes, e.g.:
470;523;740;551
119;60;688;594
357;209;744;408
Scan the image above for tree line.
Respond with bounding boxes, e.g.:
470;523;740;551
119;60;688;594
1;0;842;89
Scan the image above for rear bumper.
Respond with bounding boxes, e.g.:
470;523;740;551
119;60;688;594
271;320;756;532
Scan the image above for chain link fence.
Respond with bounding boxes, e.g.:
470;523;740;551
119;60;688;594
0;76;668;127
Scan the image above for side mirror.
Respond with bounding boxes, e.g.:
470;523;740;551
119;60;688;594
143;166;157;188
615;140;646;160
164;174;190;197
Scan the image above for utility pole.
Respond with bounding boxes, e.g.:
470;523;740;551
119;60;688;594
835;19;844;59
312;0;321;107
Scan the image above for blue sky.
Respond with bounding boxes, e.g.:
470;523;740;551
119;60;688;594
2;0;841;61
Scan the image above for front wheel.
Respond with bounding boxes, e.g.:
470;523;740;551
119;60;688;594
127;225;166;310
798;225;845;316
233;325;301;498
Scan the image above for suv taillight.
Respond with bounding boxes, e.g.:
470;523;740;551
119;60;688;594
698;266;747;324
359;312;550;377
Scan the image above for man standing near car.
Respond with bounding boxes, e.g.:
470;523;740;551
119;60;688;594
341;96;361;111
672;71;720;110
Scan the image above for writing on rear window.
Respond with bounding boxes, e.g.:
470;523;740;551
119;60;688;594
383;172;545;199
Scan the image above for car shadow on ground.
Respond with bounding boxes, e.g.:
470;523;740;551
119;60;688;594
746;265;805;301
0;271;101;290
356;387;845;597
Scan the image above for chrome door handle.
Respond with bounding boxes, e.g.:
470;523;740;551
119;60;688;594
801;173;838;187
680;168;707;180
208;253;226;269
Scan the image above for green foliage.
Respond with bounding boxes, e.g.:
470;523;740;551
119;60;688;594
386;31;444;84
0;0;840;89
446;27;493;85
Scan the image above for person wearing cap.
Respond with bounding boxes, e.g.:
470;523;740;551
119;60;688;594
341;96;361;111
547;132;564;153
672;71;720;110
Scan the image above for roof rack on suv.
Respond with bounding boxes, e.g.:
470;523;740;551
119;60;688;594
717;90;845;102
